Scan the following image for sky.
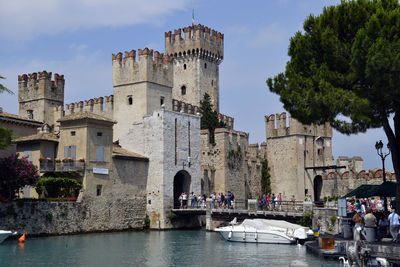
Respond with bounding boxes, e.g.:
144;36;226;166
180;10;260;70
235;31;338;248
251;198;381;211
0;0;393;171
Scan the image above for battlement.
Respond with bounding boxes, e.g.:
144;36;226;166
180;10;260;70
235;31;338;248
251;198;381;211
218;113;234;130
165;24;224;62
65;95;113;119
112;48;173;88
18;71;65;103
265;112;332;139
172;99;199;115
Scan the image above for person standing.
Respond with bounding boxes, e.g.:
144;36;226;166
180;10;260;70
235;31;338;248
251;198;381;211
211;192;216;208
291;195;296;211
190;192;196;208
388;209;400;243
278;193;282;211
364;208;377;241
182;192;188;209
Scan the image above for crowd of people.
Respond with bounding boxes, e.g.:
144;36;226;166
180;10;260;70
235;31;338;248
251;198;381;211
348;197;399;243
177;191;235;209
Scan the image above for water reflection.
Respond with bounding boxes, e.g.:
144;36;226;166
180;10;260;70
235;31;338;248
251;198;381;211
0;230;340;266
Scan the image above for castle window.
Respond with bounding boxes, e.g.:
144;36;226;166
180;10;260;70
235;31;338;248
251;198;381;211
96;185;102;196
204;63;207;69
27;110;33;119
97;132;102;137
181;86;186;95
160;96;164;106
71;131;76;136
211;80;214;86
96;146;104;161
183;64;187;70
127;95;133;105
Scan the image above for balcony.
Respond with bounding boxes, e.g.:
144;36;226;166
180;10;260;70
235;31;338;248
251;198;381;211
40;160;85;172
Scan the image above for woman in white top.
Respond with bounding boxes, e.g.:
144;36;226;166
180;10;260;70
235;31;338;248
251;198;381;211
388;210;400;242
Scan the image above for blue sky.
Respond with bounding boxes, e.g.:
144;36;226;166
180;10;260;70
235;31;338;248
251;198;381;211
0;0;393;170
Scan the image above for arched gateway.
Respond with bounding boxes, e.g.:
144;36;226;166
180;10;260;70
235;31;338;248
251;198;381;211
173;170;191;208
313;175;323;202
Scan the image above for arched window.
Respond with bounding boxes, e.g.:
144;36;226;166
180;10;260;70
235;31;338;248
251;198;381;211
181;86;186;95
127;95;133;105
27;110;33;119
183;64;187;70
204;63;207;69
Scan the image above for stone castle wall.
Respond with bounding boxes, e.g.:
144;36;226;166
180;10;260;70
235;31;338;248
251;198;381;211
0;193;146;235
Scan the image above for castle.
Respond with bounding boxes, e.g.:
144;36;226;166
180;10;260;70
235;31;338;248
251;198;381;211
1;23;395;230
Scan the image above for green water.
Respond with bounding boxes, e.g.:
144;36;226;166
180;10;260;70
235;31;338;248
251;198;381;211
0;230;340;267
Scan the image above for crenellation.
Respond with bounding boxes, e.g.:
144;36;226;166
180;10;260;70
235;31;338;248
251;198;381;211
165;24;224;61
112;47;173;88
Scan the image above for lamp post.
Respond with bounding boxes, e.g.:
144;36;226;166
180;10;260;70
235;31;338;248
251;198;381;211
375;140;390;211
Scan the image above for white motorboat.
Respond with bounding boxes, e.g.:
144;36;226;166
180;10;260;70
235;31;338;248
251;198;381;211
214;219;312;244
0;230;14;243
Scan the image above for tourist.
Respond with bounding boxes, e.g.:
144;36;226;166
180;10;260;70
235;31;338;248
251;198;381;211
266;193;271;210
211;192;216;208
376;198;384;212
196;194;201;208
377;212;389;241
355;199;362;213
364;208;377;241
361;199;367;215
262;193;267;210
230;192;235;209
277;193;282;211
202;194;207;208
291;195;296;211
190;192;196;208
179;193;183;209
370;197;376;212
388;209;400;243
352;211;365;240
271;193;276;210
182;192;188;209
220;193;225;208
227;191;232;209
217;193;221;208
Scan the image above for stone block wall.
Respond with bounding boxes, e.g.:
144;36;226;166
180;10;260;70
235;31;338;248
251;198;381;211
0;194;146;236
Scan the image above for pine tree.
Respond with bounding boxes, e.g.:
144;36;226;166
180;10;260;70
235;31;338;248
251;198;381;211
200;93;225;144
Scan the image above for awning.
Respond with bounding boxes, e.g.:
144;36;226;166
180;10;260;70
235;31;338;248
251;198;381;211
342;181;397;198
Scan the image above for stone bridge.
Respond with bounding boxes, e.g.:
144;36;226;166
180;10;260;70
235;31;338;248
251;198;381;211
171;199;313;230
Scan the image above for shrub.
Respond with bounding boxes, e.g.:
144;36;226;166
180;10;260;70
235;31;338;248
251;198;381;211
35;177;82;198
0;154;40;200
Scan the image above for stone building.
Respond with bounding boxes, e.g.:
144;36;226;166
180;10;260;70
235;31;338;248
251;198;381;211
1;22;391;233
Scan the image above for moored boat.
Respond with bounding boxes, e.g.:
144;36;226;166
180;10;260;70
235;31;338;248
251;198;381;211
0;230;14;244
214;219;312;244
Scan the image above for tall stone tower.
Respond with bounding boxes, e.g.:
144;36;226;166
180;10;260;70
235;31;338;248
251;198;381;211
112;48;173;141
18;71;64;126
265;112;334;202
165;25;224;112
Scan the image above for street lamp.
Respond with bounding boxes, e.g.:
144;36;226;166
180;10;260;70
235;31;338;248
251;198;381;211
375;140;390;211
375;140;390;183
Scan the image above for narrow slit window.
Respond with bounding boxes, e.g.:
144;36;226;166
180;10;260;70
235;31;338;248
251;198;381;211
128;95;133;105
183;64;187;70
160;96;164;106
181;86;186;95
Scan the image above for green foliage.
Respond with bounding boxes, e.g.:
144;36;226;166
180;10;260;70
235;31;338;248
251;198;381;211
227;146;242;169
297;211;313;229
144;214;150;229
35;177;82;198
261;159;271;194
0;154;40;200
169;212;177;220
267;0;400;211
0;75;14;150
324;195;339;202
200;93;225;144
330;216;337;226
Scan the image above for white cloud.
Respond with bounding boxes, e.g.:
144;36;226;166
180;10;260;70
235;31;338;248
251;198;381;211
0;0;191;41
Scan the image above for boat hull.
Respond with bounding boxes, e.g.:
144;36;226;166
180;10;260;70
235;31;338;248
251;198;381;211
216;229;295;244
0;231;12;244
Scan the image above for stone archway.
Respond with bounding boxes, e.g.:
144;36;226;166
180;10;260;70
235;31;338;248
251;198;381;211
173;170;191;209
313;175;323;202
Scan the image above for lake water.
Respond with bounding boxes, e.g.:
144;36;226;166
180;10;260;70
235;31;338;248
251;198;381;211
0;230;340;266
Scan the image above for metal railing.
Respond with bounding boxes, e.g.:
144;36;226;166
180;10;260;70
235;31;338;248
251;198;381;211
40;161;85;172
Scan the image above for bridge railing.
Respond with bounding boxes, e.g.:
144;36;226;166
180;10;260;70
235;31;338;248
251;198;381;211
254;200;306;212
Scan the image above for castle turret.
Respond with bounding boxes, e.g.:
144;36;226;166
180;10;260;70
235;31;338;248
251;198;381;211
165;25;223;112
112;48;174;140
18;71;64;126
